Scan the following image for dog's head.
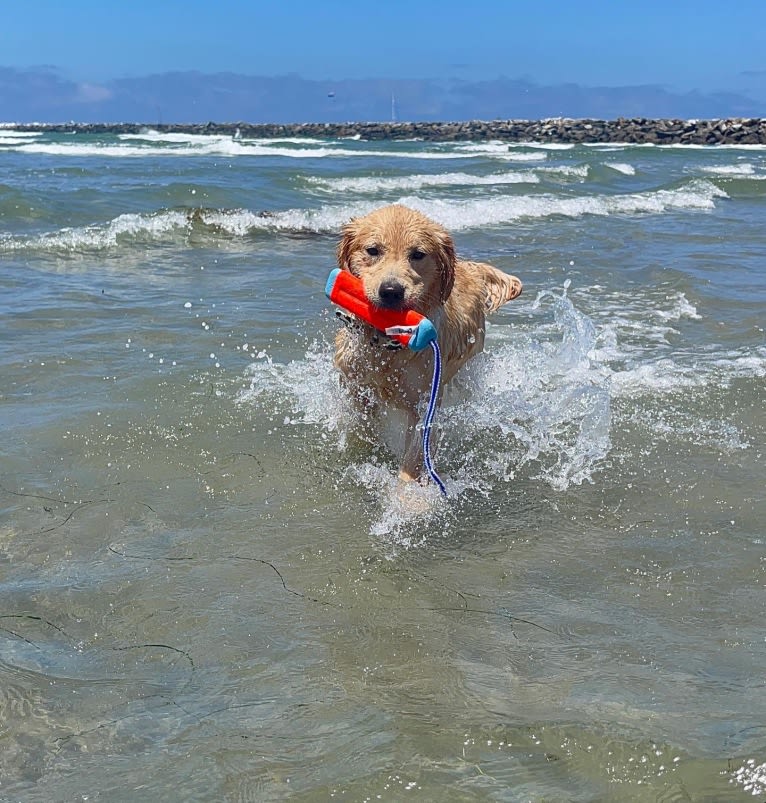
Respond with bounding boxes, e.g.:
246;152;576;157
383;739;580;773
337;205;456;314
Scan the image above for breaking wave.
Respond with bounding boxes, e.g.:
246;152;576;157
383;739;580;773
0;178;728;254
7;136;549;162
304;170;541;194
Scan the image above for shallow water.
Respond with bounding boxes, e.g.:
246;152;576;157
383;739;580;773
1;128;765;800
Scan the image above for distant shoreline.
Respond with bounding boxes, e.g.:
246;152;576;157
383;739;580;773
6;118;766;145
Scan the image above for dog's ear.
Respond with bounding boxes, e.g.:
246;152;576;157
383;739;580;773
433;228;456;303
336;218;359;275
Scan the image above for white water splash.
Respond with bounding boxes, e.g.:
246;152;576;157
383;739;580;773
446;286;612;492
237;278;765;541
699;163;760;177
238;288;612;536
605;162;637;175
730;759;766;797
655;292;702;321
538;164;590;179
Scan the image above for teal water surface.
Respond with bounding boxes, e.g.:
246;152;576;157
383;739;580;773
1;127;765;800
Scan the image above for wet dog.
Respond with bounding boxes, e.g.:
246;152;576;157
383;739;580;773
333;204;522;484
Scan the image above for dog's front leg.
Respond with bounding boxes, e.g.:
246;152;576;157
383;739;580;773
398;411;424;483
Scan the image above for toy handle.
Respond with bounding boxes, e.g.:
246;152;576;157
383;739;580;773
325;268;437;351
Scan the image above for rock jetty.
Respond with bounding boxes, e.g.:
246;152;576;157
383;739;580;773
10;118;766;145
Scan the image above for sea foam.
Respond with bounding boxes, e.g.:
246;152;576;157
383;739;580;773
11;138;546;162
0;178;729;254
0;210;191;252
304;170;541;194
200;179;729;236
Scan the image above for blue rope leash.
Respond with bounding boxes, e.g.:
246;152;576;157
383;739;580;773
383;321;446;495
423;340;447;496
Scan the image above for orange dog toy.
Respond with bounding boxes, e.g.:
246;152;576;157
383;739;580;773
325;268;437;351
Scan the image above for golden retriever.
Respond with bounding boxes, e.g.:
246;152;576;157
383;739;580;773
333;204;522;485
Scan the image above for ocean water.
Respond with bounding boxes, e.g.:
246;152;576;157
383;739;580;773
1;126;764;801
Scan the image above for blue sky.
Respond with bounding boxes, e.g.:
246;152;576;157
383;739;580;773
3;0;765;92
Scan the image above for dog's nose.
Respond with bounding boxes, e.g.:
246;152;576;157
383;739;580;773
378;279;405;308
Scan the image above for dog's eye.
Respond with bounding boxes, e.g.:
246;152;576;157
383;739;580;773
410;249;426;261
365;246;379;257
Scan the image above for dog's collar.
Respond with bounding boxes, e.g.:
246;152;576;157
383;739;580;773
335;310;403;351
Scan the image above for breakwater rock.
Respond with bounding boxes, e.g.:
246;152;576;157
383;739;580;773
11;118;766;144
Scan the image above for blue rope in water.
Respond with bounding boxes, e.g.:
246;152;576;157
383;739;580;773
423;340;447;496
